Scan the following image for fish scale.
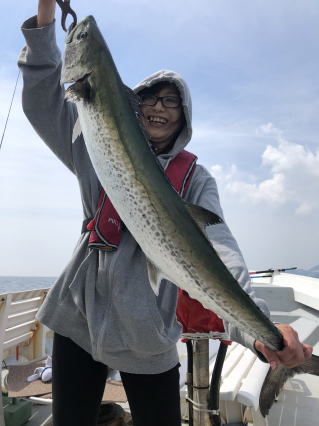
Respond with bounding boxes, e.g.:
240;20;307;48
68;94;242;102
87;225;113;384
61;15;288;352
80;101;181;269
81;93;247;329
81;95;279;345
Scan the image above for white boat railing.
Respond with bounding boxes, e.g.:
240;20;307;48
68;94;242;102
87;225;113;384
0;288;50;426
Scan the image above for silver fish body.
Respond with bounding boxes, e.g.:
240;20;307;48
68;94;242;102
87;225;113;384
61;15;283;351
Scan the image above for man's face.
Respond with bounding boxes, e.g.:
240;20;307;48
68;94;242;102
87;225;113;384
140;84;184;153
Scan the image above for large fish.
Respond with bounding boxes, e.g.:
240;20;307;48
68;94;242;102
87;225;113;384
61;15;319;394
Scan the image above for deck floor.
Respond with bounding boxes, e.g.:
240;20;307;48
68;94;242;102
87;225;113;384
267;373;319;426
20;372;319;426
25;404;189;426
24;403;52;426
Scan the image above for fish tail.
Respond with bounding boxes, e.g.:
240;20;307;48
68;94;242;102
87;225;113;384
259;354;319;416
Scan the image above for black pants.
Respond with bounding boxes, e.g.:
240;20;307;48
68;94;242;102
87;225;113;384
52;333;182;426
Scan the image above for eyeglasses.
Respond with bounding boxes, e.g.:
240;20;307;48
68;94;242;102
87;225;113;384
139;94;181;108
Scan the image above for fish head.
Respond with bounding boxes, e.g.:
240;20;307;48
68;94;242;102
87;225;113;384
61;15;104;88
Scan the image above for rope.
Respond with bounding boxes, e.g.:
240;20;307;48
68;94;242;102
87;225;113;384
0;69;20;152
186;396;220;414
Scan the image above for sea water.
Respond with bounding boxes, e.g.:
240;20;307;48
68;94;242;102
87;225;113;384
0;276;56;294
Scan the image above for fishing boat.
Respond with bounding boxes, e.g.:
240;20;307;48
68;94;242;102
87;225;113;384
1;270;318;425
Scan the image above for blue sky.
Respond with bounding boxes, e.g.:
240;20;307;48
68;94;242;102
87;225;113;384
0;0;318;276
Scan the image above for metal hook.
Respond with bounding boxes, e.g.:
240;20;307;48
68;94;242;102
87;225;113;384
56;0;77;32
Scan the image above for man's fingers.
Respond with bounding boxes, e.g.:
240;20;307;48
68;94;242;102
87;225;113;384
275;324;308;367
302;343;313;360
255;325;314;369
254;341;281;369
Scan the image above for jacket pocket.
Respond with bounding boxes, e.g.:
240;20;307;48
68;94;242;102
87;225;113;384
102;278;180;356
67;249;98;317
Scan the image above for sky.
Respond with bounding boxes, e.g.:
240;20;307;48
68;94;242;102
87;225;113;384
0;0;318;276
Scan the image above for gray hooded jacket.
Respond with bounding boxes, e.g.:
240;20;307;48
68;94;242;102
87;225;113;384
18;17;269;374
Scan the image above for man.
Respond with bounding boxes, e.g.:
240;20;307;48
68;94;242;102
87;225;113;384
18;1;312;425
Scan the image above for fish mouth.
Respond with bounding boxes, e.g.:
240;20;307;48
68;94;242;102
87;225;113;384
62;69;92;86
75;72;92;84
67;71;92;88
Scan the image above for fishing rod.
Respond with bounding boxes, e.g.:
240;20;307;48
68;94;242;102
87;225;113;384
250;275;273;279
249;266;297;275
0;70;20;152
1;1;76;154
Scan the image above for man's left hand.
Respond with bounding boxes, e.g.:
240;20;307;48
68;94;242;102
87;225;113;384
255;324;313;369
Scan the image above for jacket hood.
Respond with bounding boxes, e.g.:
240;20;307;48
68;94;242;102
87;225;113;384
133;70;192;160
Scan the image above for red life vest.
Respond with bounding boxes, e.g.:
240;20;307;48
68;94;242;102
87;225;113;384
86;149;230;342
86;150;197;250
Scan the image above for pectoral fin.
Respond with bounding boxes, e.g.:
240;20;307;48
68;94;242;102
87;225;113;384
146;259;166;296
65;74;92;102
185;203;223;230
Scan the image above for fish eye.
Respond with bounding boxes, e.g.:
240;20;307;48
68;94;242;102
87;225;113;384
77;31;88;40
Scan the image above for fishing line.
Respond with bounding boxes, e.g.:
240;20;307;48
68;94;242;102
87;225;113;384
0;69;20;152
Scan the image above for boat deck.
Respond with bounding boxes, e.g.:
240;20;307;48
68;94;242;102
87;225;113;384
267;372;319;426
1;273;318;425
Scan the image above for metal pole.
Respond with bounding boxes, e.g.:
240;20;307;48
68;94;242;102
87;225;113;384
192;339;211;426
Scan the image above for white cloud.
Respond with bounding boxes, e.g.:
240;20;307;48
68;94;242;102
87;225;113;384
211;123;319;215
228;173;287;205
296;202;313;216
